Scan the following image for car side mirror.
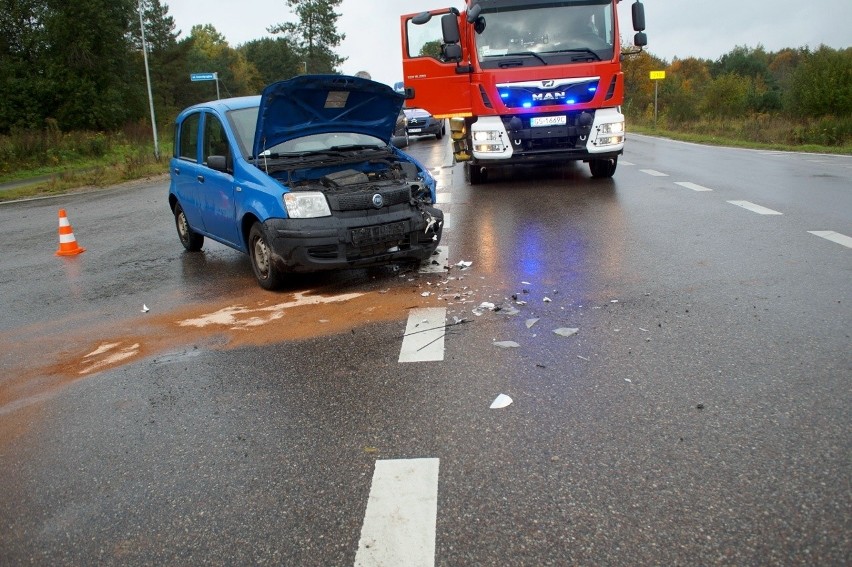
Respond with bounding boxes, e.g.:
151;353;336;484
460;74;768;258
207;155;229;173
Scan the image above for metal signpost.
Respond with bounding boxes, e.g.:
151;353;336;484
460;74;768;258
649;70;665;127
191;72;220;99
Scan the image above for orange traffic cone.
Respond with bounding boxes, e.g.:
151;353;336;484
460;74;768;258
55;209;86;256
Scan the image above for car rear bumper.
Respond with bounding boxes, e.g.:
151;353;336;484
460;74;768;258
264;205;443;272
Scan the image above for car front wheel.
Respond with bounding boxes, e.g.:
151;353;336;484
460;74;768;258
174;203;204;251
248;222;285;290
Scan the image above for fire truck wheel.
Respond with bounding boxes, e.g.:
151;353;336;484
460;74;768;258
589;157;618;178
465;162;487;185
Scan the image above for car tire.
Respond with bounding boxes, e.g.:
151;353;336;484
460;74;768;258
249;222;285;290
589;157;618;178
435;123;445;140
174;203;204;251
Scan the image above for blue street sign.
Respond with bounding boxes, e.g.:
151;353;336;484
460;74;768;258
190;73;216;82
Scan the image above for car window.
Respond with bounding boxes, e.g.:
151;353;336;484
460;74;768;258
178;112;201;161
227;107;260;158
267;132;386;154
203;113;230;164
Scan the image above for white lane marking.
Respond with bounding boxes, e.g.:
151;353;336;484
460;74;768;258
419;245;448;274
727;200;783;215
808;231;852;249
674;181;713;192
441;212;451;231
640;169;668;177
355;458;440;567
399;308;446;362
620;160;635;166
436;192;451;204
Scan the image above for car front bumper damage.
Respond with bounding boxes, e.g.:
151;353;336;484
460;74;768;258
263;204;443;273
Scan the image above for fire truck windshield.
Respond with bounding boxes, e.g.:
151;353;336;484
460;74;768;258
475;0;614;67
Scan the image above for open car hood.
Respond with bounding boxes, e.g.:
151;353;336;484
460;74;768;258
252;75;404;157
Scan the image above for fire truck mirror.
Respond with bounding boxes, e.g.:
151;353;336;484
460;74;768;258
412;12;432;25
473;16;486;35
443;43;463;62
631;1;646;32
466;3;482;23
633;31;647;48
441;13;461;43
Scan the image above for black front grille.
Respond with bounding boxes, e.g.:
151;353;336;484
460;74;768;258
332;186;411;211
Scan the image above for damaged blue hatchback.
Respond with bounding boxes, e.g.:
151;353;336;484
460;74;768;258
168;74;443;289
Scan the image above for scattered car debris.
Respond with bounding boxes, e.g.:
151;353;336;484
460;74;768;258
553;327;579;337
455;260;473;269
490;394;513;409
625;378;632;383
543;297;552;303
141;304;149;313
493;341;520;348
525;318;540;329
577;355;590;361
521;281;532;285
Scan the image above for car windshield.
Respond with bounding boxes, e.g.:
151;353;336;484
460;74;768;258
226;106;387;157
475;0;614;67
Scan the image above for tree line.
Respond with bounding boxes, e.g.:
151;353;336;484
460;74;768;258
0;0;344;134
621;44;852;146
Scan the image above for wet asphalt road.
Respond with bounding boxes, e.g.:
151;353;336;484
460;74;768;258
1;135;850;565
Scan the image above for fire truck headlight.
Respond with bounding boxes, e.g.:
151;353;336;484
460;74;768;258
599;121;624;134
473;130;500;142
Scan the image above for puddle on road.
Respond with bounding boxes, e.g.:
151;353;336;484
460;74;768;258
0;283;437;420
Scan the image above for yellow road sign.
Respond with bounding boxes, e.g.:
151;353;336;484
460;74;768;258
649;70;666;80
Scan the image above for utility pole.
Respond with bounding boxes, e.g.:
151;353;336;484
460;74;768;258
138;0;159;160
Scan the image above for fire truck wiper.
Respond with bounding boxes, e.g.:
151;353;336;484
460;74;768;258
495;51;548;66
544;48;601;61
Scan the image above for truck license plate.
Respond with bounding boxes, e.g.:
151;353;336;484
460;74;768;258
530;115;567;127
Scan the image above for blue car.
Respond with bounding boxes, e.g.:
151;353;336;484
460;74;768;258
169;75;444;290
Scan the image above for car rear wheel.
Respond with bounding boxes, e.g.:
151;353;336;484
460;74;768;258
174;203;204;251
249;222;285;290
589;157;618;178
435;122;445;140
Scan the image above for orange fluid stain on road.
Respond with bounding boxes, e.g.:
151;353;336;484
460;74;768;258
0;284;436;421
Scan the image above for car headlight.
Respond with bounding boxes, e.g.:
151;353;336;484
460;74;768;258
283;192;331;218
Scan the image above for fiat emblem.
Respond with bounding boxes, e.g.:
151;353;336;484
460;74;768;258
372;193;384;208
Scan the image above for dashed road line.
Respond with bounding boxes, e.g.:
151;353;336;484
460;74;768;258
355;458;440;567
399;308;447;362
808;231;852;249
620;160;635;166
435;192;451;205
727;200;783;215
674;181;713;192
640;169;668;177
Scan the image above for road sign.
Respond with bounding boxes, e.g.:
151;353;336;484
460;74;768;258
649;70;666;80
190;73;216;82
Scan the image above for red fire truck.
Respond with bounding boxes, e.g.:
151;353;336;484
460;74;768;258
400;0;647;183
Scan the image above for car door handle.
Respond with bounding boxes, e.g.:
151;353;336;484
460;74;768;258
197;175;205;183
173;167;181;175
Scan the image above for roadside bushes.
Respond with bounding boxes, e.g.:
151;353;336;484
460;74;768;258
623;45;852;148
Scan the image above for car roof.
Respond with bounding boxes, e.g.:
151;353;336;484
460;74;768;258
176;95;260;119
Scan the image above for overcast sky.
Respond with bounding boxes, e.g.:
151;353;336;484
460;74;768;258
165;0;851;87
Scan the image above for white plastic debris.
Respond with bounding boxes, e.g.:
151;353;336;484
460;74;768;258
625;378;632;383
472;301;496;316
553;327;579;337
521;281;532;285
577;355;590;361
543;297;552;303
490;394;513;409
455;260;473;269
611;299;619;303
141;304;149;313
493;340;520;348
421;291;431;297
525;318;539;329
